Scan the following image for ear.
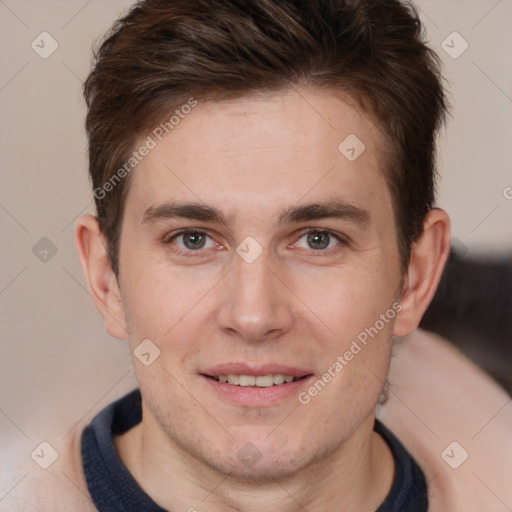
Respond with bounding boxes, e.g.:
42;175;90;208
74;214;128;339
393;208;451;337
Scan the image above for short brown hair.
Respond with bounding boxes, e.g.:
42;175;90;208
84;0;448;276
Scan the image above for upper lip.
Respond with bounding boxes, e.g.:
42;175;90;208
201;363;313;378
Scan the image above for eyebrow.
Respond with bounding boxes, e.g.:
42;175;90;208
141;198;371;228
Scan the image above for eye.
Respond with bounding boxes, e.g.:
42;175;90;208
163;228;348;257
294;229;347;252
164;229;218;252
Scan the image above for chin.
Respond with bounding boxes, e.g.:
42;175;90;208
199;430;316;482
210;450;313;483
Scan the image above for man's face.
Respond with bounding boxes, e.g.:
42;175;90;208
116;87;404;479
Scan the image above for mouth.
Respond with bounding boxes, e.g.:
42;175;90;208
199;365;314;406
203;373;311;387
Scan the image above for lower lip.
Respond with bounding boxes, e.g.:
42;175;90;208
201;375;314;407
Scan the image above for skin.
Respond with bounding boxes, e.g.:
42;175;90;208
75;86;450;511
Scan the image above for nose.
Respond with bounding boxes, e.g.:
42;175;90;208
217;248;294;344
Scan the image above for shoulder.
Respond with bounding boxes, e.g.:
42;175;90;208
378;329;512;512
0;426;97;512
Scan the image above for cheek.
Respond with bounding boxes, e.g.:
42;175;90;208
293;263;397;393
120;251;209;337
120;262;223;394
293;262;398;336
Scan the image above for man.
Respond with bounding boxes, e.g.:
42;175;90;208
6;0;511;511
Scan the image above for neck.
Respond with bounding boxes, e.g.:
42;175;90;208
114;410;394;512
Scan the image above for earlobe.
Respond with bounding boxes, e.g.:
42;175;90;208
393;208;451;337
74;214;128;340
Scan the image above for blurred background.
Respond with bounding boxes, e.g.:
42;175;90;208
0;0;511;501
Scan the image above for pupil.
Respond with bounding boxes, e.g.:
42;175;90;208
308;232;329;250
184;232;205;249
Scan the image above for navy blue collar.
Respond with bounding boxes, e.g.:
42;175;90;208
81;389;427;511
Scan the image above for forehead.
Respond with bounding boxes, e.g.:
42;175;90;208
125;87;390;223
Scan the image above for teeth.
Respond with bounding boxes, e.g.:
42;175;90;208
273;374;285;385
214;374;298;387
239;375;256;386
227;374;240;385
255;375;274;387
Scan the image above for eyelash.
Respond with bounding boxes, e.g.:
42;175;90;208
162;228;349;257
